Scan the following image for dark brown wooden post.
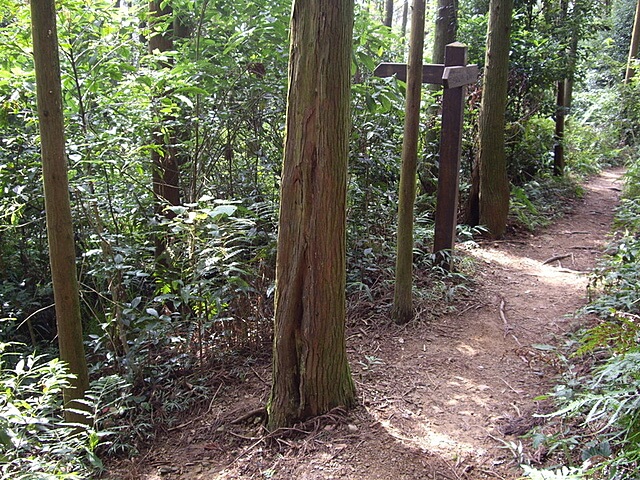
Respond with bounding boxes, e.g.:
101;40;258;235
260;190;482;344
433;42;469;269
373;42;477;271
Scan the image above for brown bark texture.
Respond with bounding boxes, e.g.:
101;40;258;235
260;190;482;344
401;0;409;39
267;0;356;430
384;0;394;27
564;21;579;110
30;0;90;423
391;0;426;325
432;0;457;65
478;0;513;238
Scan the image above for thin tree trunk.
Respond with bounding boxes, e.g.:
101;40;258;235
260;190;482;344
432;0;457;64
564;22;579;109
149;1;180;263
419;0;457;196
625;0;640;83
391;0;426;325
553;0;568;176
385;0;394;27
478;0;513;238
401;0;409;40
553;80;565;176
267;0;356;430
30;0;89;424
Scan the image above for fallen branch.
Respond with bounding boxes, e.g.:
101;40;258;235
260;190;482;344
457;302;486;317
230;407;267;425
542;253;572;265
251;366;268;386
499;298;512;338
557;268;588;275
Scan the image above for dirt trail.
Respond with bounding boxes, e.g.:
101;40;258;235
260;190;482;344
110;168;624;480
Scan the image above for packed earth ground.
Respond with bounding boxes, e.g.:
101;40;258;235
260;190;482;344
108;168;625;480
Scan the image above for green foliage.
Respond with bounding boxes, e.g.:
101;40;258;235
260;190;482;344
0;343;128;478
0;2;53;344
506;117;555;183
622;159;640;199
578;312;640;356
585;235;640;317
459;0;608;184
569;43;640;164
521;465;587;479
510;175;582;232
347;9;405;288
584;183;640;316
540;347;640;478
610;0;637;65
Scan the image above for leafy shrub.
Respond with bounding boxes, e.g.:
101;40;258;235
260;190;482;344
506;116;555;183
521;465;587;479
584;235;640;317
0;343;128;479
622;159;640;200
510;175;582;232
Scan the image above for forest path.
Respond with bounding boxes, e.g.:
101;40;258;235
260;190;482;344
111;168;624;480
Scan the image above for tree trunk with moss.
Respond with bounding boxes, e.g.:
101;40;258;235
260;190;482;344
391;0;426;325
30;0;89;424
267;0;356;430
477;0;513;238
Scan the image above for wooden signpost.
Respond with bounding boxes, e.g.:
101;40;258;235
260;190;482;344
374;42;478;270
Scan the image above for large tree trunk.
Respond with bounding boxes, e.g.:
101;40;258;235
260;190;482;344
30;0;89;424
267;0;356;430
391;0;426;325
625;0;640;83
477;0;513;238
553;0;568;176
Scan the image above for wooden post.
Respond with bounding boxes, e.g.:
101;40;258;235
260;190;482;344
433;42;469;270
374;42;477;271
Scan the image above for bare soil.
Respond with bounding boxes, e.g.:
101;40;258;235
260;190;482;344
108;168;624;480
